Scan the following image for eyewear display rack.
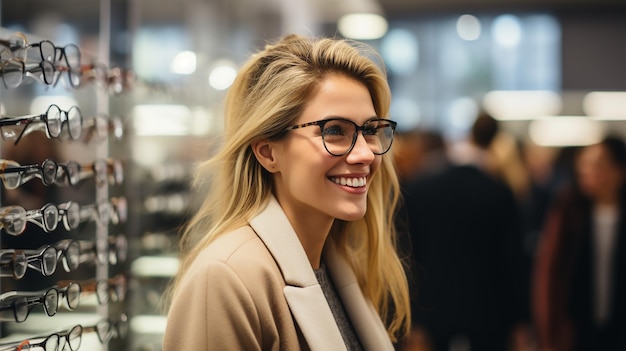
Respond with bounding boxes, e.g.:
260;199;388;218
0;20;129;351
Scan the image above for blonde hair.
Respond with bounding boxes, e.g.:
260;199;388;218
168;34;410;341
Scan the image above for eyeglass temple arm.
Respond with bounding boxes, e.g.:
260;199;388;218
0;340;29;351
14;115;41;145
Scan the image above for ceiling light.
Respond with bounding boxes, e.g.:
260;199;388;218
170;50;197;75
338;13;388;40
528;116;604;147
457;14;481;41
483;90;562;120
583;91;626;120
492;14;522;47
209;59;238;91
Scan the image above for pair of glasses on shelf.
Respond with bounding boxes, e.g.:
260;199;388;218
54;235;126;269
58;274;127;306
0;34;55;63
78;62;131;93
0;58;56;88
0;282;81;323
81;113;124;142
0;240;80;280
0;32;82;88
0;158;125;189
0;203;63;235
0;324;82;351
57;159;124;187
0;235;125;280
0;201;79;236
0;313;128;350
79;197;127;226
0;198;127;236
0;104;83;145
74;234;128;266
0;245;58;280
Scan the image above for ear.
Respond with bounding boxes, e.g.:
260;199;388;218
252;139;279;173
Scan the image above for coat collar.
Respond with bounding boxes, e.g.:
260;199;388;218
249;195;393;351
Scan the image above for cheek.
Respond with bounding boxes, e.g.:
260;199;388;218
370;156;383;176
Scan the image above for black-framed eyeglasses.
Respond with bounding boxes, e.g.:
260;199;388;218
59;273;127;305
0;282;79;324
0;250;28;280
0;246;58;280
83;313;128;343
0;203;60;235
0;104;83;145
79;197;127;226
57;201;81;231
52;43;81;88
0;33;56;63
0;158;58;189
56;158;124;188
0;324;83;351
0;289;57;323
49;239;81;272
285;117;397;156
0;58;56;88
25;246;58;277
75;234;127;266
0;241;76;280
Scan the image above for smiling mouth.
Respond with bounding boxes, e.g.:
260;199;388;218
329;176;367;188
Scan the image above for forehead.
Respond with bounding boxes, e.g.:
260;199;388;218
298;75;376;124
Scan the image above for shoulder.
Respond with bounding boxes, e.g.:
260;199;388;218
165;226;291;350
182;225;285;294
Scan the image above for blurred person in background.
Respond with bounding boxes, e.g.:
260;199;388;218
393;128;449;186
163;34;410;350
400;111;529;351
533;135;626;351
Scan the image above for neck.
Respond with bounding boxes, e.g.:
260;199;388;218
294;216;334;269
277;201;334;269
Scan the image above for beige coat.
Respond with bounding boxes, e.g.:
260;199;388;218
163;196;393;351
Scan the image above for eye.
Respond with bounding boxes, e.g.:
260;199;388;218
362;125;379;136
322;120;350;136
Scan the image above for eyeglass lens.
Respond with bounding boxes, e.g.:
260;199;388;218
0;250;27;279
37;203;59;232
1;206;27;235
44;104;63;138
0;159;58;189
27;246;58;276
59;240;80;272
61;283;81;309
2;288;58;323
1;59;24;88
320;119;396;156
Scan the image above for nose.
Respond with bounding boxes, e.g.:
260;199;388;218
346;132;376;164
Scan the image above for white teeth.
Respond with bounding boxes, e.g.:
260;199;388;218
331;176;367;188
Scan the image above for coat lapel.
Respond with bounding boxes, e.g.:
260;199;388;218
249;196;347;351
325;241;395;351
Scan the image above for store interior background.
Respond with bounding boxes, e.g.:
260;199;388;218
1;0;625;350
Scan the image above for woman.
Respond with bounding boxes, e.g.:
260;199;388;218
163;34;410;350
533;136;626;351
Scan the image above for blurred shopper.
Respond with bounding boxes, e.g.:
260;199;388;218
400;112;528;351
394;128;449;185
533;136;626;351
163;34;410;350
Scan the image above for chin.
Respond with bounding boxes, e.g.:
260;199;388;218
333;205;367;221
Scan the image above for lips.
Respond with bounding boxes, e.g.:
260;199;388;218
329;176;367;188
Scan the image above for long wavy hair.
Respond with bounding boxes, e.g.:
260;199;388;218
167;33;410;341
